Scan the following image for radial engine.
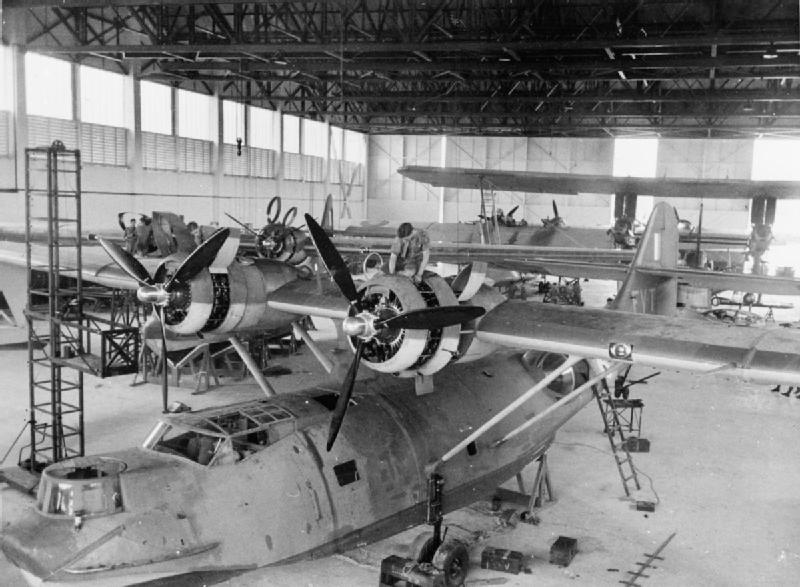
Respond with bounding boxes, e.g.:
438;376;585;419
342;273;503;377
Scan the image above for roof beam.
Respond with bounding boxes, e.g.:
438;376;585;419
22;35;800;55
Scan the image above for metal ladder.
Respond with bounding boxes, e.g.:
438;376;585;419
593;378;641;497
22;143;85;471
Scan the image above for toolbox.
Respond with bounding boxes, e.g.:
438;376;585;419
621;437;651;453
549;536;578;567
480;547;526;575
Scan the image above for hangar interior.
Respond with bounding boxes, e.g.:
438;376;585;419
2;2;800;586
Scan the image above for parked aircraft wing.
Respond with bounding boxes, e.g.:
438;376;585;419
322;236;635;268
639;267;800;297
266;278;351;320
476;300;800;384
496;258;630;282
399;165;800;199
0;243;155;291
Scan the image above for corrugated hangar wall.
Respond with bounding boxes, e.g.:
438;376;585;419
0;126;753;234
367;135;754;233
0;127;365;232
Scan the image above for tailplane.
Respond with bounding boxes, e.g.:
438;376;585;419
610;202;679;316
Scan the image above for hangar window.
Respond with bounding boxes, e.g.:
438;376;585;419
344;129;365;164
330;126;344;159
79;65;124;127
223;100;245;145
141;81;172;135
303;119;327;157
26;53;72;120
249;105;279;150
613;138;658;224
752;138;800;241
283;114;300;153
333;460;361;486
177;88;214;141
0;45;13;112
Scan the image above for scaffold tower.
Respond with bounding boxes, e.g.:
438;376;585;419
23;143;85;470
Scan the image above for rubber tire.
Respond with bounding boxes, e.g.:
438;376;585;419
432;540;469;586
412;535;439;564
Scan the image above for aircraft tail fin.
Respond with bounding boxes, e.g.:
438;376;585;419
321;194;334;234
609;202;680;316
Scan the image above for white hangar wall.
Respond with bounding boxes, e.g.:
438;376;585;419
0;47;365;233
0;118;364;232
366;135;754;233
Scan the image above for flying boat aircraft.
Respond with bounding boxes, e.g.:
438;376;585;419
4;204;800;585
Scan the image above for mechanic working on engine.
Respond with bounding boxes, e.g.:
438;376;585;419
388;222;430;281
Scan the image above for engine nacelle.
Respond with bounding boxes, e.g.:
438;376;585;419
521;351;591;397
348;274;469;377
159;258;300;336
256;225;309;266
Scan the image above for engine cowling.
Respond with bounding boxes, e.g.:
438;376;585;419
347;274;469;377
157;258;300;336
521;351;591;397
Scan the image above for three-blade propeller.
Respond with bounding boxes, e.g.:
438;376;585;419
304;213;485;451
96;227;230;411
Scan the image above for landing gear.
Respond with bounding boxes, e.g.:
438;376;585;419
416;473;470;586
417;474;445;563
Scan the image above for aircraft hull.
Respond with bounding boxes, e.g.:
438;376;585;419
1;349;592;584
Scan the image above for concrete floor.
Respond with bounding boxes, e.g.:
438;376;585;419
1;313;799;586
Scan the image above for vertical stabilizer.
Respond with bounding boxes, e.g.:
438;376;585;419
322;194;334;234
610;202;679;316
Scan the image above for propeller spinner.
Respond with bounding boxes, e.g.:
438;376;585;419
304;213;485;451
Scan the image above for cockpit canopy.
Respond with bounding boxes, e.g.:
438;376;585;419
143;400;296;466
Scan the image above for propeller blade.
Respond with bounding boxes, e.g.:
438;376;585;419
157;306;169;413
378;305;485;331
96;236;153;286
508;205;519;217
304;213;359;307
164;227;230;292
327;339;364;451
153;261;169;284
552;200;560;219
224;212;260;237
266;196;282;224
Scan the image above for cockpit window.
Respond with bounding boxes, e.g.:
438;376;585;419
143;402;296;465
